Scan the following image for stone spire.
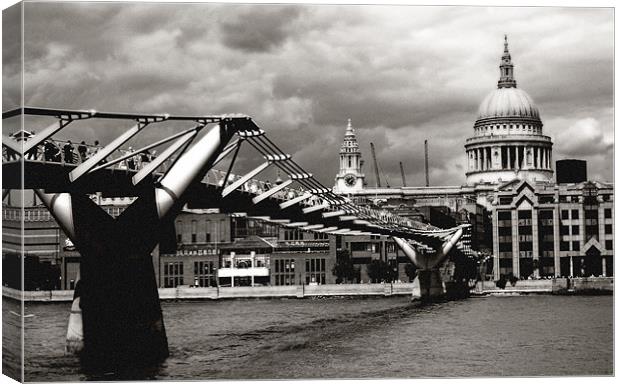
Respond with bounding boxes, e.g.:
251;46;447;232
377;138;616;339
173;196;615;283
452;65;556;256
345;118;354;136
498;35;517;89
340;118;359;153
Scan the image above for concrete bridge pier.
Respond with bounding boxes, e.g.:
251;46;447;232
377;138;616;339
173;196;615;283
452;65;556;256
411;269;445;301
393;228;463;303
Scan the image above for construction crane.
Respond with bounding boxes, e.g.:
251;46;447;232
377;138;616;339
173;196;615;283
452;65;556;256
370;142;381;188
424;139;430;187
399;161;407;187
369;142;391;188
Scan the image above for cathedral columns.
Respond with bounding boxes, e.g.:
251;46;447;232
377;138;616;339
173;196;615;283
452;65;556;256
474;149;479;170
515;145;520;170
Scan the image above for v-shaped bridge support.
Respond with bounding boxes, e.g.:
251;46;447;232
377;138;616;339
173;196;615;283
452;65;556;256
33;121;238;373
393;228;463;302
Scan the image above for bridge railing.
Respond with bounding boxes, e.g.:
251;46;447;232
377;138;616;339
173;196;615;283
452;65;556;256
203;169;323;207
6;138;172;172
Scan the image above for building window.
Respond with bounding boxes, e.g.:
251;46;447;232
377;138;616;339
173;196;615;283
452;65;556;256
163;261;184;288
605;209;612;219
572;241;580;252
193;261;216;287
605;240;613;250
585;209;598;220
571;210;579;219
498;211;512;220
313;232;328;240
605;224;612;234
561;210;569;220
560;242;569;251
305;257;326;285
274;259;296;286
176;220;183;243
284;229;303;241
571;225;579;235
560;225;569;235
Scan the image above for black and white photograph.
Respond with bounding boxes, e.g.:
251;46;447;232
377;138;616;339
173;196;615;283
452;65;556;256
1;0;615;382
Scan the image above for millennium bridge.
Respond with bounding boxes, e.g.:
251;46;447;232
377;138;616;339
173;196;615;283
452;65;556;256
3;107;469;372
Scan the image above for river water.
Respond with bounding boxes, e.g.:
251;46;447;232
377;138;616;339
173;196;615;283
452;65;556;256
2;294;613;381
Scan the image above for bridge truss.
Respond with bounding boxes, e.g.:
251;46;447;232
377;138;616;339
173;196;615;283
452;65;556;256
3;106;468;251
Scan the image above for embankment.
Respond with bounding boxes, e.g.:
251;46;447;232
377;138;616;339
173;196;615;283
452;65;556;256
3;283;416;302
473;277;613;296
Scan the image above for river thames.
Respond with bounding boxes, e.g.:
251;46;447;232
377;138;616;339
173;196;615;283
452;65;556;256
3;294;613;381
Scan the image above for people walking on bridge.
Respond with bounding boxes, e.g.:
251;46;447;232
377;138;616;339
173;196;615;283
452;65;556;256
3;147;18;161
25;143;41;160
77;141;88;162
63;140;76;164
92;140;107;165
140;149;151;168
43;140;60;162
126;147;136;170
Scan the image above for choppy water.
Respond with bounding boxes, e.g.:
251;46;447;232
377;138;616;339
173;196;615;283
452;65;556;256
2;294;613;381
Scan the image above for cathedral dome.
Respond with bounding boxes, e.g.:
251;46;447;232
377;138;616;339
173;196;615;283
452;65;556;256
465;35;554;186
477;87;540;119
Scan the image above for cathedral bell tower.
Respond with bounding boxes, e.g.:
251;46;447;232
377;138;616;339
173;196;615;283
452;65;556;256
334;119;365;193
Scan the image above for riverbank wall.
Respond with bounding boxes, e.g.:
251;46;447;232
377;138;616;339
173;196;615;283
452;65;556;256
3;283;417;302
4;277;612;303
473;277;613;296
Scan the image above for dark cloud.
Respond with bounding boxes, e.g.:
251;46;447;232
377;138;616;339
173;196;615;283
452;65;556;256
9;3;614;186
2;3;22;110
219;5;303;52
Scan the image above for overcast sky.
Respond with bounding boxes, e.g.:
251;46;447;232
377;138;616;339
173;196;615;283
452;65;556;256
2;3;614;186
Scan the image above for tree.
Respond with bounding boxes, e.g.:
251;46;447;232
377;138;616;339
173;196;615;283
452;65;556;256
404;263;417;282
366;259;398;283
332;249;359;283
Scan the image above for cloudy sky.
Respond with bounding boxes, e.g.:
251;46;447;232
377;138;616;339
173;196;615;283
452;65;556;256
2;2;614;186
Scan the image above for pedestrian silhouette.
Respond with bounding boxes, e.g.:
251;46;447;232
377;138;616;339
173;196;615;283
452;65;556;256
63;141;75;164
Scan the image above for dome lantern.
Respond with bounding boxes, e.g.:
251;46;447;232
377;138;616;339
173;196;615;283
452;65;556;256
498;35;517;89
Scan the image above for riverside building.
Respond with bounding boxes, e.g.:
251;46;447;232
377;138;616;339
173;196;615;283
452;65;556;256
158;210;335;288
492;179;613;279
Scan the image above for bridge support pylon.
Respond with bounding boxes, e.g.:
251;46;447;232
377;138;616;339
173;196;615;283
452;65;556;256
35;191;170;372
410;269;445;302
393;228;463;302
34;121;237;373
